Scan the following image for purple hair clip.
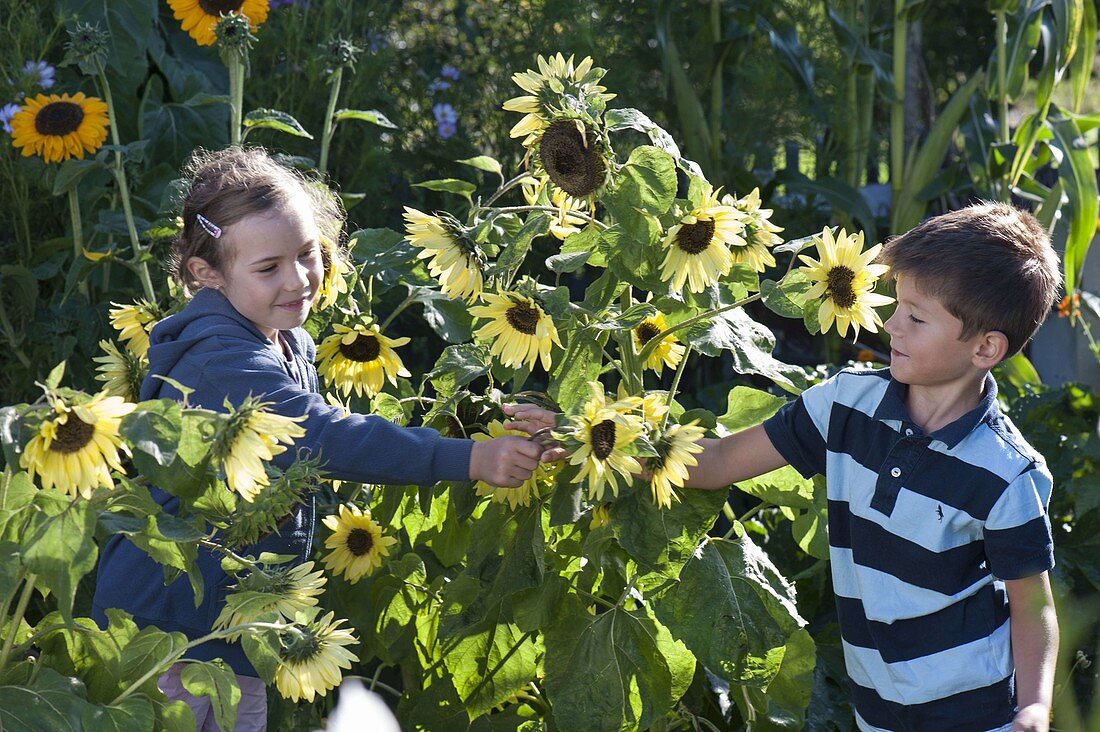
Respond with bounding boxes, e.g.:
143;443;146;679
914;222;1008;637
196;213;222;239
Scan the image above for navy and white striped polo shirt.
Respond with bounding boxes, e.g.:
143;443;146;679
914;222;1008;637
763;367;1054;732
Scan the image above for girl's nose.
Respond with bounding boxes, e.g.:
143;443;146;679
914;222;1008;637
288;262;311;289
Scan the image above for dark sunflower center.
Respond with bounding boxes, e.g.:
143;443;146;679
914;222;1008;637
505;301;540;336
34;102;84;136
676;219;716;255
280;626;322;663
635;322;661;345
538;120;605;198
52;415;96;454
826;266;857;309
338;334;381;362
590;419;617;460
198;0;245;14
346;528;374;556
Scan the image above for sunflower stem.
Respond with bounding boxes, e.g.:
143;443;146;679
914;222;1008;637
484;172;532;208
380;293;416;332
228;53;244;146
464;630;536;704
995;7;1009;201
97;63;156;303
615;576;637;608
68;188;88;297
198;539;272;580
319;66;342;175
639;293;761;365
620;288;642;393
0;573;37;670
109;620;288;706
663;344;693;430
487;205;607;230
0;567;27;647
577;588;617;610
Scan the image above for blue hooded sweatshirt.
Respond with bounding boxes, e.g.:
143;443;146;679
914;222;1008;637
92;288;473;675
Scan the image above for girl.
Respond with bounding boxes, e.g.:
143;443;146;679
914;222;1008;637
93;147;543;731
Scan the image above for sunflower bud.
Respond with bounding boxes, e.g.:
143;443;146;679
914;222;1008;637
215;12;257;59
63;22;110;76
321;37;361;72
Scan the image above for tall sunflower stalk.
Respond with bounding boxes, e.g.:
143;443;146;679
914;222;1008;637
318;38;361;175
216;13;257;146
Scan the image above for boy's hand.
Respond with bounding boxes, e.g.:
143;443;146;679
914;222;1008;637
469;435;543;487
1012;703;1049;732
502;403;566;462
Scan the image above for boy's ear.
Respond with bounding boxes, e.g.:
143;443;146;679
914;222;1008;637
973;330;1010;368
186;256;222;290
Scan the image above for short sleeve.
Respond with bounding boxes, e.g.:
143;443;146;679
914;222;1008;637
983;465;1054;580
762;375;839;479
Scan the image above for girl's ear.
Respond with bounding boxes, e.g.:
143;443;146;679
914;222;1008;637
187;256;222;290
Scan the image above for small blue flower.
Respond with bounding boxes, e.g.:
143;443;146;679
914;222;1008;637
0;102;21;135
22;60;55;90
440;65;460;81
437;121;457;140
432;103;457;124
427;80;451;93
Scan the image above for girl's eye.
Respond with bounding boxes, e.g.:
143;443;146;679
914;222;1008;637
908;314;923;324
258;265;277;274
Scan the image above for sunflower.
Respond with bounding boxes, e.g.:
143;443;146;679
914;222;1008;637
554;382;645;502
648;422;706;509
471;420;560;509
403;207;484;303
321;503;398;583
798;227;894;338
521;174;587;240
20;392;136;498
316;237;351;311
722;188;783;273
10;92;109;164
109;300;162;358
316;321;410;398
589;504;611;530
469;291;562;371
215;399;307;502
660;188;747;294
632;313;685;375
213;561;327;638
166;0;270;47
534;119;608;200
503;53;615;146
275;611;359;703
93;340;147;402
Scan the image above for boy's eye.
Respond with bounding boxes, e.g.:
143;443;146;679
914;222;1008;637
908;314;923;324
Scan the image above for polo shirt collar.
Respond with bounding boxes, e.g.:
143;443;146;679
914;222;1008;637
874;370;999;449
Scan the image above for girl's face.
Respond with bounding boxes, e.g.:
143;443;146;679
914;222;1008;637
190;196;324;342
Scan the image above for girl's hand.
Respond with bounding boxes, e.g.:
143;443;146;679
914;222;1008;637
502;403;566;462
469;435;543;487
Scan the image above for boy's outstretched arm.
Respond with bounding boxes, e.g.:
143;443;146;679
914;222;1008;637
1006;572;1058;732
503;404;789;489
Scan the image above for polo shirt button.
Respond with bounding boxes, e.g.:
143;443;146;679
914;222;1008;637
905;428;914;436
890;467;902;478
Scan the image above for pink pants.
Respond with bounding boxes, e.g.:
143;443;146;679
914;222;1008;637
158;662;268;732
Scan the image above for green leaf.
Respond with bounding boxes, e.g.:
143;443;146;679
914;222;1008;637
488;213;550;285
339;553;427;665
791;476;829;560
548;480;583;526
181;661;241;732
548;328;604;414
52;159;105;196
419;293;475;344
606;145;677;214
23;496;98;625
456;155;503;177
773;170;877;245
736;466;814;509
1069;0;1096;112
544;601;684;732
350;227;416;279
996;352;1043;390
740;628;817;731
333;108;397;128
680;307;808;394
560;225;607;267
445;610;539;718
81;696;156;732
604;108;691;168
0;666;91;731
427;344;492;398
654;535;805;686
241;108;313;139
121;400;183;468
413;178;477;200
717;385;788;434
0;470;37;542
1050;108;1099;294
546;250;591;273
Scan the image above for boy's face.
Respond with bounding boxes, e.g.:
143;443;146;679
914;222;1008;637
883;275;988;388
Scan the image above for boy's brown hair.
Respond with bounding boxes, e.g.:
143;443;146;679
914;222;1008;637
878;202;1061;356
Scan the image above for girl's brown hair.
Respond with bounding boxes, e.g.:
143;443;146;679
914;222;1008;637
169;146;347;294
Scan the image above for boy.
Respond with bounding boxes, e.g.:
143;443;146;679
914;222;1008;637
510;202;1061;732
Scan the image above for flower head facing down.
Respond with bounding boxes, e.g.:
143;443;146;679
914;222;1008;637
213;561;327;638
633;313;685;375
521;174;587;240
20;392;136;498
722;188;782;272
315;237;352;311
403;207;484;303
167;0;270;47
214;398;307;502
93;340;147;402
536;119;607;200
10;92;109;164
109;299;162;358
321;503;398;583
798;227;894;338
316;321;411;398
503;53;614;145
648;422;706;509
275;611;359;703
469;291;562;372
554;382;646;502
660;188;747;293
